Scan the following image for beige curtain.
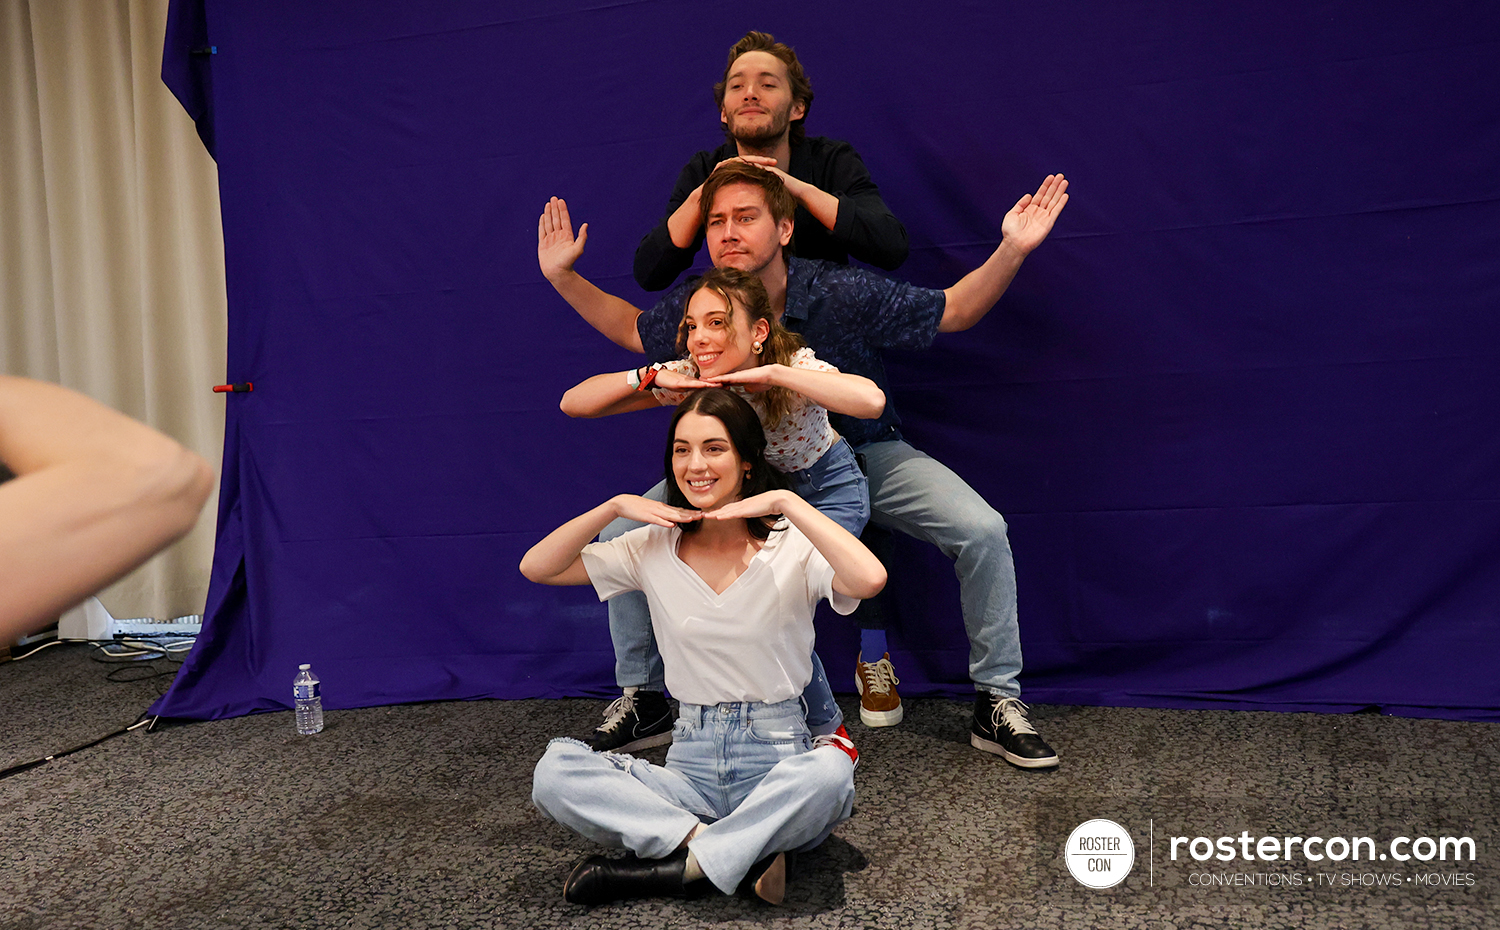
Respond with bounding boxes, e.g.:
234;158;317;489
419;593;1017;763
1;0;226;623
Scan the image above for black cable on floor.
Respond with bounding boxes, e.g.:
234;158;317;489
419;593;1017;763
0;715;148;781
1;639;191;778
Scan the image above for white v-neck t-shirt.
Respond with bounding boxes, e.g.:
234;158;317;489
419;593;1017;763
581;521;859;706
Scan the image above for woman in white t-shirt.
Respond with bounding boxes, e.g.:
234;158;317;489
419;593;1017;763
522;388;886;906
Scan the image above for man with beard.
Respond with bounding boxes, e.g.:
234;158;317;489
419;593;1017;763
633;31;909;293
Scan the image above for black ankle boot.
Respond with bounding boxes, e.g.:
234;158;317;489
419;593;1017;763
563;848;709;905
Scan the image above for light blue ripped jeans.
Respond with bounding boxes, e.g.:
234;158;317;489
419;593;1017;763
599;438;868;735
532;698;855;895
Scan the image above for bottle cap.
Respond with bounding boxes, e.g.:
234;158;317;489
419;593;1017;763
299;664;310;670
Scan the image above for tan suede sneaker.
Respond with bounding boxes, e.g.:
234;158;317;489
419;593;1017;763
855;652;904;727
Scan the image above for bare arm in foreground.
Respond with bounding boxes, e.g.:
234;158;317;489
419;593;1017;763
0;376;213;642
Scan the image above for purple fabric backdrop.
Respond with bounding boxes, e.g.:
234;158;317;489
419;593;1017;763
154;0;1500;721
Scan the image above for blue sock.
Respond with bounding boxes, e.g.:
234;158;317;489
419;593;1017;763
860;629;888;661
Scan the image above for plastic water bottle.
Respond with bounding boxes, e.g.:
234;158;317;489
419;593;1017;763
293;664;324;735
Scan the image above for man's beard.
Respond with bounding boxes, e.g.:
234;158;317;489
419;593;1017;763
727;106;793;151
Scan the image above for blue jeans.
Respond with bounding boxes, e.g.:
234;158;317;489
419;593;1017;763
858;439;1022;696
532;699;856;895
780;438;869;538
600;439;868;734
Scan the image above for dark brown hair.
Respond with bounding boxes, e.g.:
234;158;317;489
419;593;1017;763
663;389;788;539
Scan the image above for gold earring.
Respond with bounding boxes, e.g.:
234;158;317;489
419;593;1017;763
752;341;763;355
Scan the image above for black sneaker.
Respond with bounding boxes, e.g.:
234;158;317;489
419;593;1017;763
970;693;1059;768
587;689;674;753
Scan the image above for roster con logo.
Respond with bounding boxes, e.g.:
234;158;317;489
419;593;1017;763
1066;819;1136;888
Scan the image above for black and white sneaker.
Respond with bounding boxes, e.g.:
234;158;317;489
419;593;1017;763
587;689;674;753
970;693;1059;768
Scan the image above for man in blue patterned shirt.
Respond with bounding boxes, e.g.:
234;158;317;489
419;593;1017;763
538;163;1069;768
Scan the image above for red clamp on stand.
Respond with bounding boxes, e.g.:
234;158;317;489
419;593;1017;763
212;382;254;393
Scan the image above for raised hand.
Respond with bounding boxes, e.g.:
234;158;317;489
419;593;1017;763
611;494;702;528
538;197;588;280
1000;174;1069;256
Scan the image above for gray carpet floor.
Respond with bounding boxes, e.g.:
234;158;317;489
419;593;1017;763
2;644;1495;929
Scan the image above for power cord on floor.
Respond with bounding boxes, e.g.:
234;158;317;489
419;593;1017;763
4;637;69;660
87;636;195;683
8;635;195;667
0;636;196;779
0;715;150;781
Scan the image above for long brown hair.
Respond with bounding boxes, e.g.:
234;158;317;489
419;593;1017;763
676;267;807;430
